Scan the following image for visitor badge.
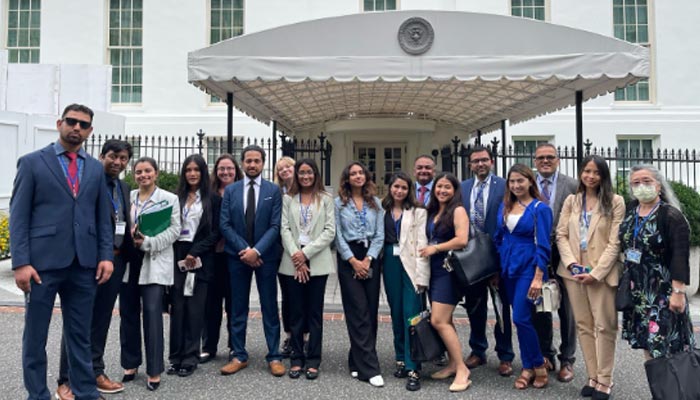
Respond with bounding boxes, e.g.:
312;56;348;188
299;233;311;246
362;239;369;248
392;244;400;255
115;221;126;236
625;248;642;264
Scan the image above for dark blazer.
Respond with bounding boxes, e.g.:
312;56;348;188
220;178;282;262
113;178;136;257
183;194;222;282
460;174;507;236
10;144;113;270
549;173;578;233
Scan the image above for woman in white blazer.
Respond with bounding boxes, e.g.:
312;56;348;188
279;158;336;380
381;172;430;391
120;157;181;391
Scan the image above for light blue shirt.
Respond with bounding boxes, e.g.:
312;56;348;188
536;171;558;204
415;181;433;206
334;196;385;261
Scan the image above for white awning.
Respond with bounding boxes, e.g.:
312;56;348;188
188;10;649;134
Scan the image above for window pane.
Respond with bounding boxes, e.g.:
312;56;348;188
377;0;385;10
234;10;243;28
234;0;243;8
19;49;29;63
30;49;39;63
7;30;18;47
109;29;120;46
512;0;522;6
133;11;142;28
121;30;131;46
523;0;533;7
29;30;39;46
613;6;623;24
30;11;40;28
133;86;142;103
534;8;544;20
625;5;636;24
211;0;221;9
19;29;29;46
523;8;533;18
223;0;232;8
223;9;232;27
534;0;544;6
638;80;649;100
9;0;19;9
386;0;396;10
132;30;142;46
121;67;132;84
211;10;220;26
133;49;142;65
637;26;648;43
364;0;374;11
637;6;648;24
625;25;637;42
614;26;624;39
133;67;142;84
121;10;131;28
20;10;29;26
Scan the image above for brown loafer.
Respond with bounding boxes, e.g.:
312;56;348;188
220;359;248;375
498;361;513;377
55;383;75;400
464;355;486;369
557;363;574;383
269;360;286;377
96;374;124;394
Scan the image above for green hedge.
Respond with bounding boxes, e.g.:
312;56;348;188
123;171;180;194
670;181;700;247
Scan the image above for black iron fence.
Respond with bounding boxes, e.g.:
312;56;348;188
85;131;331;183
444;137;700;192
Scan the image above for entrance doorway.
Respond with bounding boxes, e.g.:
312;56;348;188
354;143;405;196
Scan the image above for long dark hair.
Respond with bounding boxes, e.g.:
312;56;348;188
503;164;541;217
382;172;420;211
576;155;614;216
287;158;327;204
177;154;213;230
426;172;463;231
337;161;379;210
210;153;243;192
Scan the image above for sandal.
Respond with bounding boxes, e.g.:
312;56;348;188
593;382;614;400
581;378;598;397
533;364;549;389
514;369;534;390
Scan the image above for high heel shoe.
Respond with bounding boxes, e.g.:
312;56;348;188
581;378;598;397
121;369;137;383
146;379;160;391
592;382;614;400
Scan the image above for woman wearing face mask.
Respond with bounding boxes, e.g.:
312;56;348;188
618;165;694;397
381;172;430;391
555;155;625;399
168;154;221;378
200;154;242;363
275;156;297;357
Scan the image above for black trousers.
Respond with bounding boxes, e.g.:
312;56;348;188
58;252;128;383
279;273;292;334
201;252;232;355
119;256;165;377
532;244;577;366
169;241;209;367
280;274;328;369
337;242;381;380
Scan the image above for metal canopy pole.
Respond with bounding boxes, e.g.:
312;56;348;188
576;90;583;169
271;120;278;166
501;120;507;175
226;92;233;154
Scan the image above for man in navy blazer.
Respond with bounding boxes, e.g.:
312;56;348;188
219;145;285;377
10;104;114;400
459;145;515;377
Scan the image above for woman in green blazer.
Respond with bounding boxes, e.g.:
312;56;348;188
279;158;336;380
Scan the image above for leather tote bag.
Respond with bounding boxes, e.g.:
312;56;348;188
443;224;500;288
409;294;446;362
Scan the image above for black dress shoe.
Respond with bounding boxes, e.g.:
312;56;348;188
393;361;408;378
166;364;180;375
178;365;196;377
146;380;160;391
199;352;215;364
288;368;302;379
281;338;292;358
305;369;319;380
121;372;136;382
406;370;421;391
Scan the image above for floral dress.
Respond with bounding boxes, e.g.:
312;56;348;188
619;202;695;358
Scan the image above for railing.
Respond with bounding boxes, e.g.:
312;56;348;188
445;137;700;192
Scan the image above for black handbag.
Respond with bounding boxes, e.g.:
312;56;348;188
443;224;500;288
644;315;700;400
615;268;634;312
409;294;446;362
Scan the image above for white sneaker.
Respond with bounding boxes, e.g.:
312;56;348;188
350;371;358;378
369;375;385;387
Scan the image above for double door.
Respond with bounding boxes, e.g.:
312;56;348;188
354;143;405;197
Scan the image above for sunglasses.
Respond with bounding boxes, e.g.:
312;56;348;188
63;117;92;129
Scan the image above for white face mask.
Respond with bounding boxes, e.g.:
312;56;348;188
632;184;658;203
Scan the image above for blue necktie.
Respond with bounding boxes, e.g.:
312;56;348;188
473;181;486;232
542;179;551;206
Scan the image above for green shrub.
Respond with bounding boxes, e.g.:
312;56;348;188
123;171;180;194
0;211;9;260
670;181;700;247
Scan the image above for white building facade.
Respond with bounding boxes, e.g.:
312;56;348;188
1;0;699;193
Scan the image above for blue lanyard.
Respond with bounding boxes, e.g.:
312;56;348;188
300;194;311;228
633;201;661;244
58;153;83;195
581;193;591;228
108;180;123;217
133;189;157;221
392;210;403;240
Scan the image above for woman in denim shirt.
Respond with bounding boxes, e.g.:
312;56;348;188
335;161;385;387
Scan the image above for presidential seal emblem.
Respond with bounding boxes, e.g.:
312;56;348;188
398;17;434;55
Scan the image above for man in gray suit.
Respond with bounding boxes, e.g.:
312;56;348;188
532;143;578;383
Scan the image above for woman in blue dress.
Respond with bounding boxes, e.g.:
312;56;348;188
494;164;552;390
418;172;471;392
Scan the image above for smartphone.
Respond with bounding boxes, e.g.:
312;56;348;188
570;264;591;275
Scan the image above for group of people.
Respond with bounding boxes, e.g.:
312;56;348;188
9;104;694;400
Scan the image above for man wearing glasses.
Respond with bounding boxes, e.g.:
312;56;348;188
10;104;114;400
532;143;578;383
459;146;515;377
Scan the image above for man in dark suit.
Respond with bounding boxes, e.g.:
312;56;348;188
413;154;435;206
219;145;285;377
532;143;579;382
55;140;134;399
459;145;515;377
10;104;114;400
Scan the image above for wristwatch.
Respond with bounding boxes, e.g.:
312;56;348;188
368;256;373;261
672;287;685;294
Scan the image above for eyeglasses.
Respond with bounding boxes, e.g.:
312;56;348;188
630;179;656;187
469;157;491;165
217;167;236;172
63;117;92;129
298;171;315;177
534;155;557;162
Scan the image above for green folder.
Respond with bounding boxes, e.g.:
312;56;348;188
137;205;173;237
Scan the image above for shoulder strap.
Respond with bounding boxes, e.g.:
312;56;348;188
532;201;540;246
